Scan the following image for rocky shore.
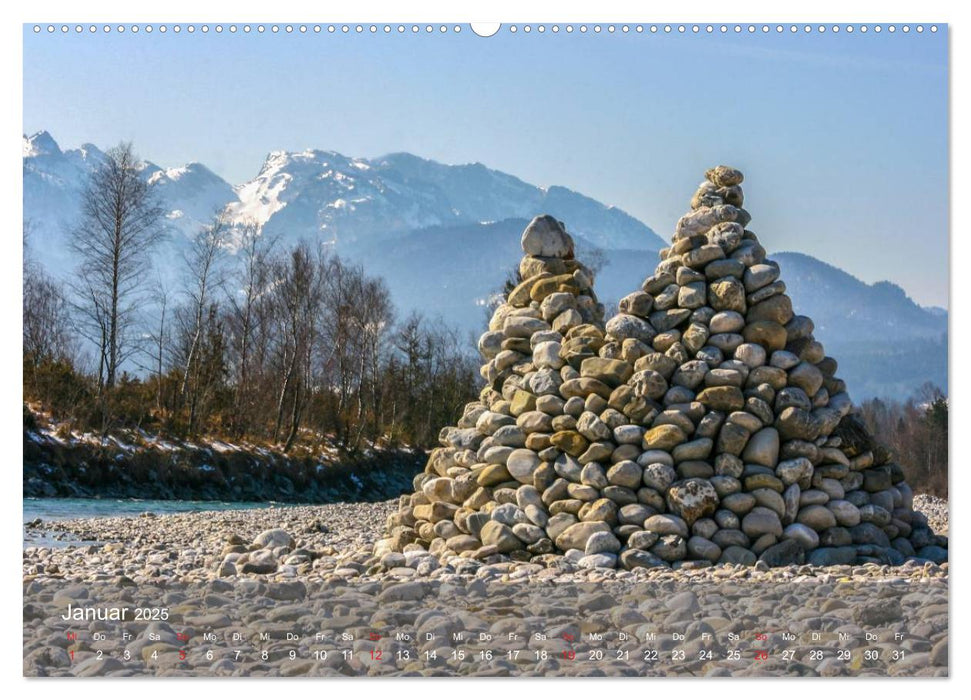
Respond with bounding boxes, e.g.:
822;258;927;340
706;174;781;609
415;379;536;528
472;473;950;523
23;495;948;677
23;425;424;503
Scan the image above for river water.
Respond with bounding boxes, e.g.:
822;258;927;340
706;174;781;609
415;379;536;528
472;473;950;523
23;498;278;548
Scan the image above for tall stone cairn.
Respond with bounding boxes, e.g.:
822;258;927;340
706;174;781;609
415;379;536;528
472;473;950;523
375;168;948;570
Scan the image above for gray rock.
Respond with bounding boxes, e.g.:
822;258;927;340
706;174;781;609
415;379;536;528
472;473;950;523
758;538;805;567
782;522;819;550
480;521;523;553
606;314;657;343
720;545;757;565
253;528;295;550
741;427;780;467
577;552;618;569
584;530;622;555
554;521;611;551
650;534;687;561
741;507;783;538
806;546;857;566
619;548;667;570
521;215;573;257
666;478;720;525
687;536;722;562
644;513;690;538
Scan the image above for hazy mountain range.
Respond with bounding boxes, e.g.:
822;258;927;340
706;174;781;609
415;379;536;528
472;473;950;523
23;131;947;400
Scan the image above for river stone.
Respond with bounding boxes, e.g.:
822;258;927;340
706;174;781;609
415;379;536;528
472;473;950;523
782;522;819;550
697;386;744;412
581;357;633;386
720;545;757;566
827;499;862;527
708;277;746;313
741;507;783;538
650;308;692;333
775;407;822;441
678;281;707;308
584;530;622;555
533;341;564;370
682;243;725;269
618;291;654;317
510;523;544;545
576;412;612;442
757;538;804;567
743;320;788;352
776;457;813;486
550;431;588;458
607;461;642;489
797;505;838;531
241;550;279;574
577;553;618;569
521;215;573;258
477;463;512;486
706;165;744;187
643;424;687;451
862;468;893;492
743;263;779;292
479;521;523;553
672;438;713;462
620;548;668;570
606;314;656;343
666;479;719;525
641;463;677;492
253;529;295;550
807;546;857;567
491;503;529;527
716;421;751;455
734;343;766;369
687;536;722;562
788;361;824;397
747;294;793;325
554;521;612;551
742;427;779;467
651;534;687;561
504;315;550;339
721;492;756;515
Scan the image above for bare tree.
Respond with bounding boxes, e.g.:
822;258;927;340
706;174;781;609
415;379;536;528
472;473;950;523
178;214;229;429
70;142;165;391
350;275;394;448
23;224;75;365
226;222;276;438
132;275;171;412
271;242;325;450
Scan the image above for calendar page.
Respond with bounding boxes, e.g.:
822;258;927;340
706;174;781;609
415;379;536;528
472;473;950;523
21;18;949;680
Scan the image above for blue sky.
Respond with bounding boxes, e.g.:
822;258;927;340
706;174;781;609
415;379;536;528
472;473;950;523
23;24;948;306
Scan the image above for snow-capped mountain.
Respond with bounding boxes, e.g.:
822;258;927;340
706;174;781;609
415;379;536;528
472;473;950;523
23;131;234;272
23;131;663;274
143;161;237;234
224;148;663;252
22;131;946;399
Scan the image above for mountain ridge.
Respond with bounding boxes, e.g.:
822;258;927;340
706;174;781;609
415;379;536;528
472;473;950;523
22;131;947;399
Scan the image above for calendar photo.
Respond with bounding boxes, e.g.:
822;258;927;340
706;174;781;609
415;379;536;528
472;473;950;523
21;20;949;678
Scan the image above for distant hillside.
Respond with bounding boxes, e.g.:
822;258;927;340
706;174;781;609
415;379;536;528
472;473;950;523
23;131;946;401
772;251;948;399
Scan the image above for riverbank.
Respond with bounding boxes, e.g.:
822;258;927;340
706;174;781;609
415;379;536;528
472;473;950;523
23;422;425;503
23;494;949;584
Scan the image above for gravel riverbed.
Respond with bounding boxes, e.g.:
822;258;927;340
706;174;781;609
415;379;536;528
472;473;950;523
23;496;948;677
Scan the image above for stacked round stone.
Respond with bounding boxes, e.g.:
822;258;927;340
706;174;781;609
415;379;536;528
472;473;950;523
376;167;948;570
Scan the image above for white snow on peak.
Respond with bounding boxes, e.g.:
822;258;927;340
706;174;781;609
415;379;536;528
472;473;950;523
23;131;61;158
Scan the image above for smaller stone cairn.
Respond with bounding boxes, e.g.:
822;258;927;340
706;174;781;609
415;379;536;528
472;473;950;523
375;168;948;570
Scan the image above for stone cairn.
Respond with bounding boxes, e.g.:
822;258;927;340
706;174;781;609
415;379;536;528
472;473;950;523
375;167;948;570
